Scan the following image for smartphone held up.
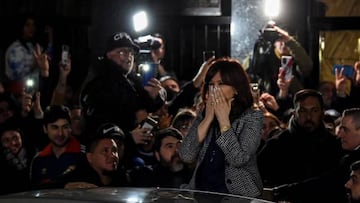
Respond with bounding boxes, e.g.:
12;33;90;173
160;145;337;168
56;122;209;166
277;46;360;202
250;82;260;103
141;116;158;132
139;63;157;86
61;45;70;65
280;56;293;81
25;78;35;95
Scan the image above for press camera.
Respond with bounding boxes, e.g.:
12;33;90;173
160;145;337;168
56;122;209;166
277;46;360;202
259;21;281;43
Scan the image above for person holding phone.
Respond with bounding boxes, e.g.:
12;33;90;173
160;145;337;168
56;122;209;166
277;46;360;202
5;14;52;97
80;32;166;167
246;23;313;96
50;48;72;106
334;61;360;110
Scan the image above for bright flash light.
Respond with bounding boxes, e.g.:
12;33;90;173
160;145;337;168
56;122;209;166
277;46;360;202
133;11;148;32
26;79;34;87
125;196;142;203
142;64;150;72
136;35;153;43
264;0;280;18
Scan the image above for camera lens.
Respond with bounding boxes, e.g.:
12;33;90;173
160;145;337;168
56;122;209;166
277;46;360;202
262;28;280;42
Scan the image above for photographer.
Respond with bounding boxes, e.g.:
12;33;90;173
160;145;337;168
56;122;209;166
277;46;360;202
135;33;170;78
80;32;166;167
247;22;313;96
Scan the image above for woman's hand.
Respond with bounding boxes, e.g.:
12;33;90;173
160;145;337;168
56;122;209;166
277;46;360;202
197;86;215;143
212;85;231;129
33;44;50;77
203;86;215;123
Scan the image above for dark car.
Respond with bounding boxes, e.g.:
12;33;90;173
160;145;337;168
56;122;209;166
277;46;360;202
0;187;274;203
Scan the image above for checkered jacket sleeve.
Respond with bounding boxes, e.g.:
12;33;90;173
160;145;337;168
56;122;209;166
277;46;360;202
179;108;263;197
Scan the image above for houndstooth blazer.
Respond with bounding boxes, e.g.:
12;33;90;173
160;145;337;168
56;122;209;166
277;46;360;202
179;108;263;197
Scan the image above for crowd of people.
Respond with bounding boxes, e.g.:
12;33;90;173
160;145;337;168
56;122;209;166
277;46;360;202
1;14;360;203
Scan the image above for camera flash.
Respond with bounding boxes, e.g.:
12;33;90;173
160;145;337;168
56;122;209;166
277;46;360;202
26;79;34;87
142;64;150;72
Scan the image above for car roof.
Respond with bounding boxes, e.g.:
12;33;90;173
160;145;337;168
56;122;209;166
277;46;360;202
0;187;274;203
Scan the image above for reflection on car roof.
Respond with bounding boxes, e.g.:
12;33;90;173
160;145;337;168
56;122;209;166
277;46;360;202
0;187;274;203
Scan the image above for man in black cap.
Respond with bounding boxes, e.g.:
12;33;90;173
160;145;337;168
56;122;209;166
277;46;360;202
64;123;129;188
80;32;166;167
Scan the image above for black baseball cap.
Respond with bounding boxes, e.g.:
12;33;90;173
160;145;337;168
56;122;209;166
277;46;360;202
106;32;140;53
95;123;125;141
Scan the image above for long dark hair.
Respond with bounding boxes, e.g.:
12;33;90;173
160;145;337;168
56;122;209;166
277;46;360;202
202;57;253;122
16;14;37;51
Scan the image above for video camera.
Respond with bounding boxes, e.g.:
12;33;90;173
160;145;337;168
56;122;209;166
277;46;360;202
134;35;162;65
135;35;162;51
259;21;281;43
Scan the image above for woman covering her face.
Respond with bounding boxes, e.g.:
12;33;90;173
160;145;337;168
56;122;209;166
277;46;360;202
179;57;263;197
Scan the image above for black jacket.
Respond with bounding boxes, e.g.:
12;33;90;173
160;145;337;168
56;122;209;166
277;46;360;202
81;59;165;137
129;164;193;188
273;148;360;203
64;155;129;187
81;59;166;166
257;116;343;187
0;146;36;195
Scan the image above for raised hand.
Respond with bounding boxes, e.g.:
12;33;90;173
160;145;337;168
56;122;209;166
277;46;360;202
144;78;163;99
259;92;279;112
33;92;43;119
335;66;347;97
193;56;216;88
20;91;33;117
59;58;71;79
273;25;292;42
33;44;50;77
130;125;153;145
354;61;360;86
277;67;293;98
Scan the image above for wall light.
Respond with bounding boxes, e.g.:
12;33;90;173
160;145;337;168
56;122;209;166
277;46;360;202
133;11;148;32
264;0;280;18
